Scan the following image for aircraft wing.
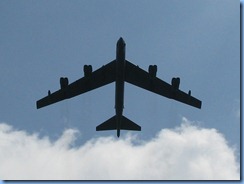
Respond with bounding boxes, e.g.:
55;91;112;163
124;60;202;109
36;60;116;109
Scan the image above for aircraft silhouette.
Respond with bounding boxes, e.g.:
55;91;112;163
36;37;201;137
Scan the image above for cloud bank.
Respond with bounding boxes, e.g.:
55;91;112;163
0;118;239;180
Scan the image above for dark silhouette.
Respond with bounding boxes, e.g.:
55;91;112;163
36;37;202;137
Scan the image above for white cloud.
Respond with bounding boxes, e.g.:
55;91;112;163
0;118;240;180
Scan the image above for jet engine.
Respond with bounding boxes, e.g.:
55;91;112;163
148;65;157;78
84;65;93;77
60;77;69;89
171;77;180;90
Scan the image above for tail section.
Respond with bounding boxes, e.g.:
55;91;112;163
120;116;141;131
96;115;141;137
96;116;117;131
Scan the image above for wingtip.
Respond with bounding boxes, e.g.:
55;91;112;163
36;100;44;109
36;101;40;109
199;101;202;109
196;100;202;109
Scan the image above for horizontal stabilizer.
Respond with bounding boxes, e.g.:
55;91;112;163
121;116;141;131
96;115;141;131
96;116;116;131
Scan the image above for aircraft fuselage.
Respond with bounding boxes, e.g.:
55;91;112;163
115;37;126;137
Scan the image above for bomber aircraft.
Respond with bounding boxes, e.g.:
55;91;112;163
36;37;202;137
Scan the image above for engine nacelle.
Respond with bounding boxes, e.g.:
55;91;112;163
60;77;69;89
148;65;157;78
171;77;180;90
84;65;93;77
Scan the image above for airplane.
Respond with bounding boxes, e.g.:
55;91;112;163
36;37;202;137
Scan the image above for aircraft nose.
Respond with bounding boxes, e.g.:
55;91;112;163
118;37;123;42
117;37;125;46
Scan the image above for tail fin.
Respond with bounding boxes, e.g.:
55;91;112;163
96;116;116;131
96;115;141;131
121;116;141;131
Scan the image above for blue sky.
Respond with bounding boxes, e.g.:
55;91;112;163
0;0;240;180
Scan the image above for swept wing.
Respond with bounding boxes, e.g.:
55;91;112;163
36;60;116;109
124;60;202;109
